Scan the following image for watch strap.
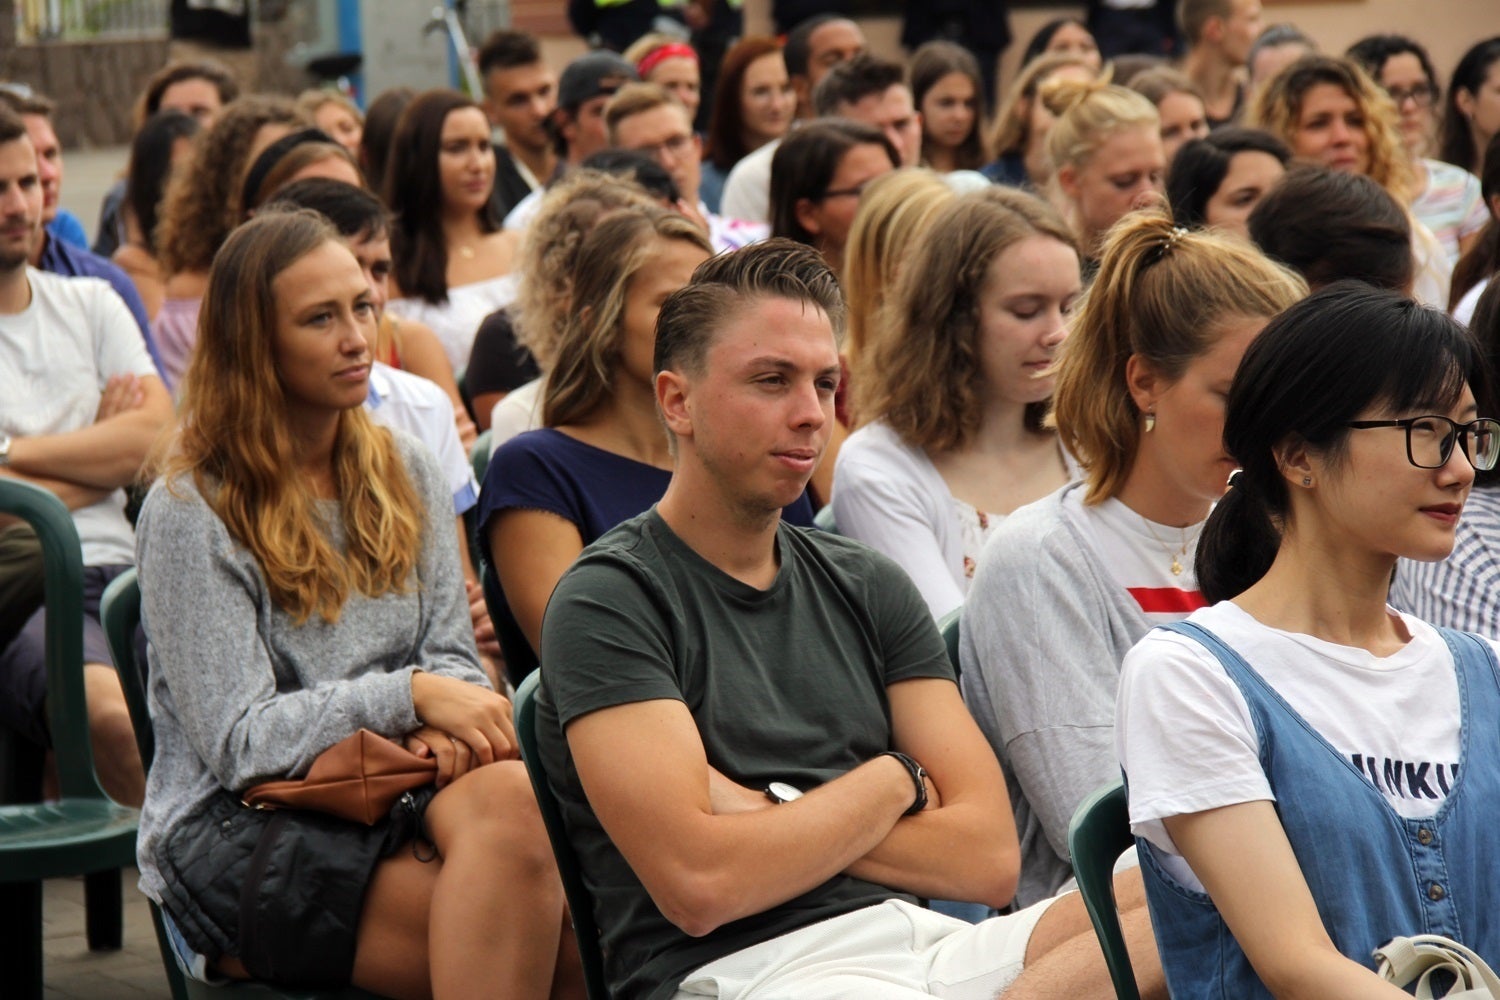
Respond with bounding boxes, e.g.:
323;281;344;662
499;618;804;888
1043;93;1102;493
879;751;928;816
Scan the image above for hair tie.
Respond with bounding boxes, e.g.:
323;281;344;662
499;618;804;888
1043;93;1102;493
1155;225;1189;261
637;42;699;80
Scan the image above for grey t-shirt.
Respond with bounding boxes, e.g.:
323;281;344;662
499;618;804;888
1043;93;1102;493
540;508;954;1000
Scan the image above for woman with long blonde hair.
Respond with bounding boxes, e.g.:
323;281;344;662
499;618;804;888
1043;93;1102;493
135;209;580;999
481;206;722;679
840;168;954;384
960;210;1305;908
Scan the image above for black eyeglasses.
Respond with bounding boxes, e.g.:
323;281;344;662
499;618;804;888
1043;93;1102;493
817;182;869;201
1385;83;1437;108
1345;415;1500;471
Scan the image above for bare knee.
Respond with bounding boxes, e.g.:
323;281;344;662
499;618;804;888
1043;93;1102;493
429;761;552;867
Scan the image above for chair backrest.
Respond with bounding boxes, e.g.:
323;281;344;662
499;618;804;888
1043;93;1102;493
100;568;152;769
1067;781;1141;1000
513;671;611;1000
812;504;837;534
937;605;962;677
0;478;106;801
470;428;493;488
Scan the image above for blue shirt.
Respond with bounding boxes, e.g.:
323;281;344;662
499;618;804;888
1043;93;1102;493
47;210;88;249
477;427;817;679
38;233;162;375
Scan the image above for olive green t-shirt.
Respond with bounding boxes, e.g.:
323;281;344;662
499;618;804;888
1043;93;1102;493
538;508;955;1000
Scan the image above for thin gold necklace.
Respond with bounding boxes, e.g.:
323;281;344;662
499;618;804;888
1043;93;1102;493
1141;518;1190;576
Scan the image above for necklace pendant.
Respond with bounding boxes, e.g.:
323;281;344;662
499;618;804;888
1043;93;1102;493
1170;556;1183;576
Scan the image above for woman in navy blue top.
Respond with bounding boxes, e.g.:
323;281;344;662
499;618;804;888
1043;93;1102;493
480;206;814;681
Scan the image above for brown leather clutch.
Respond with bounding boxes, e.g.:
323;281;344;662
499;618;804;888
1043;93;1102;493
242;729;439;825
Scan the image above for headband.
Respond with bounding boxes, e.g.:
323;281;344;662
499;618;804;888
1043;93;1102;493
240;127;338;212
637;43;699;80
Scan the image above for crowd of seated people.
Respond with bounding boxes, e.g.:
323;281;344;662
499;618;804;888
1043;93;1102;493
4;7;1500;998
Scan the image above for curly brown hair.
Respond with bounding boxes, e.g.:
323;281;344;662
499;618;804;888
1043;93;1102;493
156;95;307;276
1247;54;1415;202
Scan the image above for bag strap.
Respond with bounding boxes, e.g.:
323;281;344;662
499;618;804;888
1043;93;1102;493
1375;935;1500;998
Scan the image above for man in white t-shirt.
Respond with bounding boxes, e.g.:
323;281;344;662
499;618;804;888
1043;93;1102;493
0;107;171;807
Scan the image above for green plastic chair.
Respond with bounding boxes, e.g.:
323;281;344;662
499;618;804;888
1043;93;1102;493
1067;781;1141;1000
464;430;493;574
812;504;838;533
0;479;140;1000
937;605;963;677
470;428;493;487
101;568;387;1000
513;671;610;1000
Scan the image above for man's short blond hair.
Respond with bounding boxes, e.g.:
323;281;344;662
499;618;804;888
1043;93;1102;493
605;82;685;143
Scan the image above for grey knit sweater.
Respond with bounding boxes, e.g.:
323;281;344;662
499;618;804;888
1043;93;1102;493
959;482;1151;908
134;431;488;901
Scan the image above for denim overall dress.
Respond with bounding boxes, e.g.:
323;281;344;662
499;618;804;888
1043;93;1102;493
1135;620;1500;998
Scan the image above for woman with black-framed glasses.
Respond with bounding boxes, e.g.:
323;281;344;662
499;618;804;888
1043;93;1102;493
1348;34;1490;267
1117;281;1500;997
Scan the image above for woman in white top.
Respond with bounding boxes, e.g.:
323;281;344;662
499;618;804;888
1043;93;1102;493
833;187;1081;620
958;210;1305;908
386;90;517;371
1117;281;1500;996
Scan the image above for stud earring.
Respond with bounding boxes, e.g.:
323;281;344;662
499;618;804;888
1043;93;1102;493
1303;476;1313;487
1144;412;1156;433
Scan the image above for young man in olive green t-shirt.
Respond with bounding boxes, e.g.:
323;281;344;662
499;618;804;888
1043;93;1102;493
539;240;1164;1000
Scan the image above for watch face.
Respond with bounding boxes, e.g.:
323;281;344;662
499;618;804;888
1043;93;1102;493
766;781;803;803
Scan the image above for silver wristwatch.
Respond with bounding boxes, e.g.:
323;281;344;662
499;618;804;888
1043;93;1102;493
764;781;803;805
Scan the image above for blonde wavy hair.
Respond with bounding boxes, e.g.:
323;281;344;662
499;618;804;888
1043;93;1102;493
856;187;1079;452
1247;54;1416;202
162;210;423;624
1052;209;1306;503
514;171;660;369
841;168;955;368
543;206;711;427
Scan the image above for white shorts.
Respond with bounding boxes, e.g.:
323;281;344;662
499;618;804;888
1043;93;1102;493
671;895;1059;999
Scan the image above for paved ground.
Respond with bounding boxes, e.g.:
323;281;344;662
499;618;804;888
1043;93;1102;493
43;867;170;999
58;145;131;250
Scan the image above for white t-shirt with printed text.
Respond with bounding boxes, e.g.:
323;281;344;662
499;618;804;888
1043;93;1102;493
1117;601;1473;890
